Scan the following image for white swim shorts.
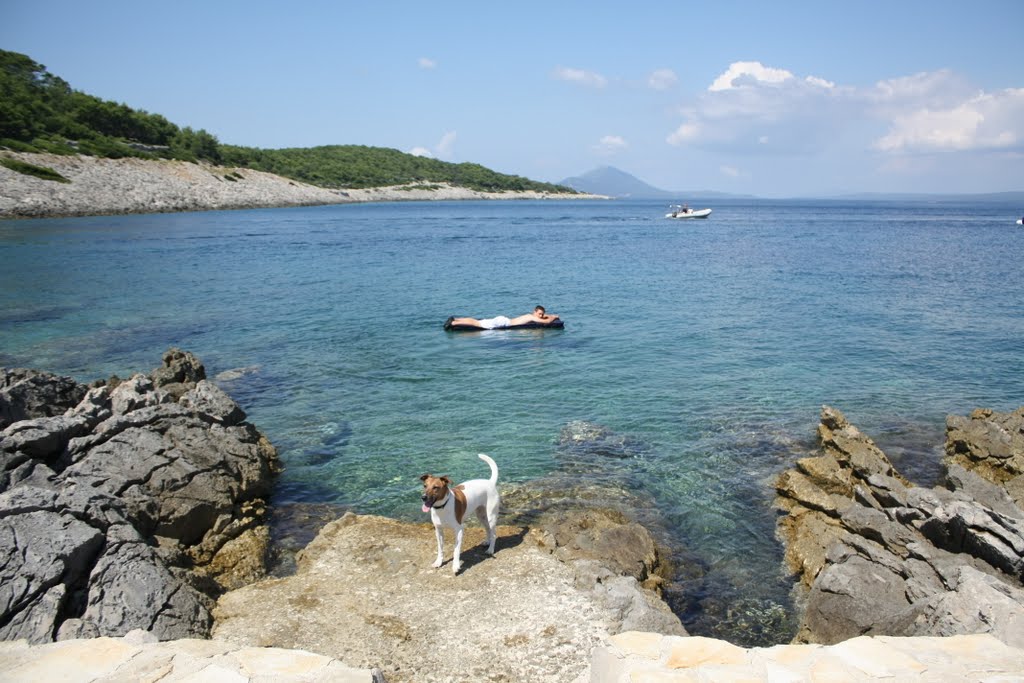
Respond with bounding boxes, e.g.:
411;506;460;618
479;316;511;329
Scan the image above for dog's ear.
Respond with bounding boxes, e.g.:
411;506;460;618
419;473;430;482
440;475;452;485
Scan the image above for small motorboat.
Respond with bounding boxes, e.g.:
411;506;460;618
1017;217;1023;225
666;205;712;219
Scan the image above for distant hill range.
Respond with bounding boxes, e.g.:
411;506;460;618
832;191;1024;203
560;166;754;200
561;167;1024;204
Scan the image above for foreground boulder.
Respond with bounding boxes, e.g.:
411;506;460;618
775;405;1024;647
0;349;279;643
213;512;684;683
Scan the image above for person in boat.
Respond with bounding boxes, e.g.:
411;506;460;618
449;305;560;330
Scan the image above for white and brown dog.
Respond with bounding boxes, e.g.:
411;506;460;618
420;453;500;574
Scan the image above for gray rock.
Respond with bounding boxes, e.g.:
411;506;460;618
918;501;1024;579
571;560;684;635
64;526;212;641
0;368;86;429
946;407;1024;508
944;463;1022;519
883;565;1024;648
180;380;247;425
0;507;104;643
777;405;1024;647
108;374;172;415
150;347;206;400
1;414;92;462
798;554;910;644
0;350;278;644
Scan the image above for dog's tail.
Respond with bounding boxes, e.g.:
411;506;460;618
478;453;498;484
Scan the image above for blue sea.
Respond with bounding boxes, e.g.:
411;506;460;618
2;198;1022;644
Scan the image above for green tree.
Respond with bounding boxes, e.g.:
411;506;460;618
170;127;222;163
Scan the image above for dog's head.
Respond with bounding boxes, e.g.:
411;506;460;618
420;473;451;508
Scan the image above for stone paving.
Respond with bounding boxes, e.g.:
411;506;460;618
0;630;379;683
3;629;1023;682
591;631;1024;682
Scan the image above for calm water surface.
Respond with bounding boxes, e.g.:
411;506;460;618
2;198;1022;644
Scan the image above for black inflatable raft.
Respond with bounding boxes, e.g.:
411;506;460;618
444;316;564;331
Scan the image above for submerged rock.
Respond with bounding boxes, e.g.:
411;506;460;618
558;419;648;461
775;405;1024;648
0;349;279;643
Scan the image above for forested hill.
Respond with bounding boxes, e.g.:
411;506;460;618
217;145;569;192
0;49;574;194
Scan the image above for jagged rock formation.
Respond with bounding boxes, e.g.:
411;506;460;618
775;405;1024;647
0;349;279;643
946;407;1024;508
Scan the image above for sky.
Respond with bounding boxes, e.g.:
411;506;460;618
3;0;1023;197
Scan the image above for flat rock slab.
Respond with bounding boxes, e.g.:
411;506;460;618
213;513;624;683
0;630;377;682
593;631;1024;682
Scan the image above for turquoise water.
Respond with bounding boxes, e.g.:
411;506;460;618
2;198;1022;643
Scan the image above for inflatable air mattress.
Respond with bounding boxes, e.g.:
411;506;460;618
444;316;564;331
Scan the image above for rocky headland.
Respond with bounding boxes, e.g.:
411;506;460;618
2;352;1023;681
0;152;604;219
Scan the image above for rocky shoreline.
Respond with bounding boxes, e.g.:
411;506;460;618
0;351;682;681
775;405;1024;648
0;350;279;642
0;152;605;219
2;352;1023;681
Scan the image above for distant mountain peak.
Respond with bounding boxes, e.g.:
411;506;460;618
560;167;670;198
559;166;753;199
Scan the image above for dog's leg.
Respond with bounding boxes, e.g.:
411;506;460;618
432;525;445;568
475;507;497;555
452;526;464;574
487;494;501;555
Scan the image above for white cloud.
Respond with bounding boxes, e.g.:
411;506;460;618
874;88;1024;152
667;62;847;152
708;61;795;91
552;66;608;88
436;131;457;158
666;122;700;146
418;57;437;70
594;135;627;155
408;131;458;160
720;165;741;177
662;59;1022;189
647;68;678;91
872;70;967;104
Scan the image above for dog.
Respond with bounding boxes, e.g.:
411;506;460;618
420;453;500;574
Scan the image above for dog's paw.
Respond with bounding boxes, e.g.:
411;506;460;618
432;558;443;568
452;561;462;574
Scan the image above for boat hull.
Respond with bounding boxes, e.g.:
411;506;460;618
665;208;712;219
